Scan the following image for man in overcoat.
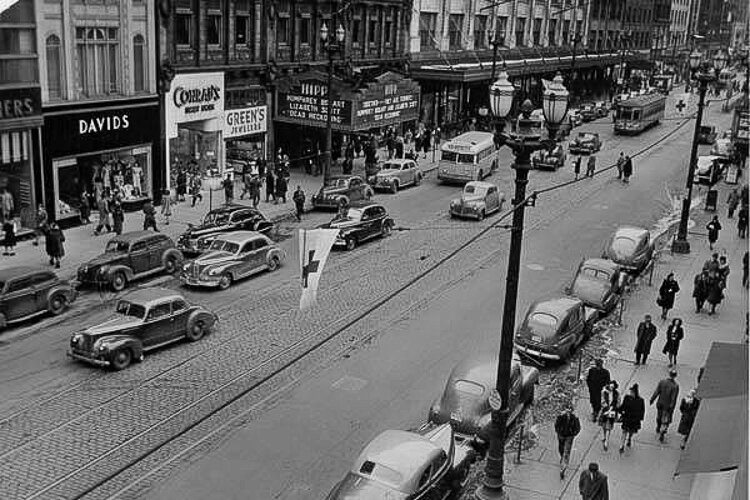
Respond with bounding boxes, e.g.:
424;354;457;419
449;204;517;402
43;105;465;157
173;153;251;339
650;369;680;442
586;359;611;421
634;314;657;365
579;462;609;500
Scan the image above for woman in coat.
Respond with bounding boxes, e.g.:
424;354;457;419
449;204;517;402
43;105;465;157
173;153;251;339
692;271;710;312
111;200;125;235
45;222;65;268
657;272;680;320
265;171;275;203
678;389;701;449
618;384;645;453
598;381;620;451
706;276;724;315
662;318;685;366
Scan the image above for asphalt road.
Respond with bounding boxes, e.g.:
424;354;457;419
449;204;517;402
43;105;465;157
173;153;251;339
0;93;735;500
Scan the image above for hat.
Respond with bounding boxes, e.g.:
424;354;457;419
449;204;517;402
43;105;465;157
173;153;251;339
588;462;599;472
669;369;678;378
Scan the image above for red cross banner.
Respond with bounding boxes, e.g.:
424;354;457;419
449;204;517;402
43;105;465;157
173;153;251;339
675;93;690;115
299;229;339;311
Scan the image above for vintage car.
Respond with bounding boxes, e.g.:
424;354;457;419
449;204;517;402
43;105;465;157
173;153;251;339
514;296;590;362
449;181;505;220
710;138;734;160
68;288;217;370
311;175;374;210
0;267;78;330
569;132;602;154
320;202;394;251
580;102;597;122
567;258;625;313
532;144;567;170
325;423;478;500
177;205;274;256
77;231;183;292
695;155;724;185
698;125;718;145
368;159;423;193
180;231;284;289
602;226;654;274
567;108;583;127
594;101;610;117
428;353;538;441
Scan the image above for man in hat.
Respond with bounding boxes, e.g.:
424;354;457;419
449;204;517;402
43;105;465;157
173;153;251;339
650;369;680;442
586;359;611;421
555;405;581;478
579;462;609;500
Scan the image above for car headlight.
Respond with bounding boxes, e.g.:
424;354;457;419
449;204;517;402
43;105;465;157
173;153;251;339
207;268;221;276
71;333;82;345
183;263;191;271
98;268;107;275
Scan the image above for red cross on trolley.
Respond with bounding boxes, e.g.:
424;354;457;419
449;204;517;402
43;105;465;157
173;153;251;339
302;250;320;288
676;100;686;113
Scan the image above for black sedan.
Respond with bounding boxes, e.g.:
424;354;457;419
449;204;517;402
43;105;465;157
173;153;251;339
567;258;625;313
514;296;590;362
602;226;654;275
320;202;394;251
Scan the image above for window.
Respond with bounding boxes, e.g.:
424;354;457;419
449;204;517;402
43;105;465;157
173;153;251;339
352;18;362;46
207;15;222;45
0;0;37;85
369;17;378;44
133;34;146;92
175;13;193;45
276;2;291;46
46;35;63;99
562;20;570;44
299;16;312;45
131;241;147;252
533;18;542;45
172;300;188;312
76;27;121;97
419;13;437;50
236;0;254;46
6;277;33;293
515;18;526;46
496;16;508;41
548;19;557;45
147;303;172;321
474;15;488;48
252;239;268;250
384;17;394;46
448;14;464;50
240;241;255;253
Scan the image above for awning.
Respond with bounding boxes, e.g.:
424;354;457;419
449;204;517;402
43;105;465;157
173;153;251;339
696;342;748;400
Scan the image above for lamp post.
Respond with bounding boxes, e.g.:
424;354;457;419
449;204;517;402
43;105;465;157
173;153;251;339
570;32;582;70
320;22;345;187
477;72;569;500
618;33;631;93
672;49;729;254
491;34;506;81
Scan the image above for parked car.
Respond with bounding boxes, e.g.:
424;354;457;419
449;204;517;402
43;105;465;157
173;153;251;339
68;288;217;370
567;108;583;127
180;231;285;290
580;102;597;121
532;144;567;170
177;205;274;256
602;226;654;274
698;125;717;144
566;258;625;313
77;232;183;292
695;155;724;185
311;175;374;209
320;201;394;251
569;132;602;154
449;181;505;220
368;158;423;193
0;267;77;330
325;423;478;500
710;138;734;160
594;101;610;117
428;353;538;441
514;296;590;362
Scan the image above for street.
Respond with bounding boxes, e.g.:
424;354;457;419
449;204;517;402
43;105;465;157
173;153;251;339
0;94;744;500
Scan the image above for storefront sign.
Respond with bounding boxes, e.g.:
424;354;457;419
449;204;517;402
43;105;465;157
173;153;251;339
277;89;352;127
167;72;224;125
0;87;42;129
352;91;420;128
78;113;130;135
224;105;267;138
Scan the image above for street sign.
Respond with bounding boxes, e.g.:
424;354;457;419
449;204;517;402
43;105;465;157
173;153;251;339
489;389;503;411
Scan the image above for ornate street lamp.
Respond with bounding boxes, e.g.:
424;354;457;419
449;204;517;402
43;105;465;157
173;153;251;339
542;72;570;140
490;34;506;81
672;49;728;254
320;22;346;187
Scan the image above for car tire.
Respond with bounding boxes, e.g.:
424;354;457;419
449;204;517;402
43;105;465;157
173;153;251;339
390;181;399;194
381;223;392;237
415;173;422;185
268;256;280;271
345;237;357;251
0;312;7;330
164;254;179;274
218;273;232;290
110;349;132;371
477;169;484;181
478;210;485;221
186;320;206;342
48;293;68;316
111;272;127;292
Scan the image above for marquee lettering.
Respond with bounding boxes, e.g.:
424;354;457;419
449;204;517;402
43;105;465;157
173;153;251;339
78;114;130;135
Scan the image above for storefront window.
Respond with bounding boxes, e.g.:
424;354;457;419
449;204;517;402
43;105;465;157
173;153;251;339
169;127;222;184
0;130;35;230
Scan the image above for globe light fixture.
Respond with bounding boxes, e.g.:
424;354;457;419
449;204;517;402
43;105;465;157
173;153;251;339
689;50;703;70
320;22;329;42
713;50;728;72
542;72;570;128
489;70;515;119
336;24;345;43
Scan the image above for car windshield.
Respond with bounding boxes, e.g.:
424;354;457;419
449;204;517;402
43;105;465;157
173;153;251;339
345;208;364;221
332;472;405;498
106;241;129;253
382;163;399;170
580;267;611;281
115;300;146;319
204;212;229;225
325;178;349;188
464;185;484;195
611;237;637;255
209;240;240;253
526;312;559;339
578;134;594;141
454;380;485;396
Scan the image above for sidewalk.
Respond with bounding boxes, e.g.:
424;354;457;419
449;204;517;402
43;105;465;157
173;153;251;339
500;178;748;498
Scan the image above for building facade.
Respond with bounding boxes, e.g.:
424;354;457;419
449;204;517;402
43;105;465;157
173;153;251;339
0;0;43;233
668;0;692;48
36;0;160;225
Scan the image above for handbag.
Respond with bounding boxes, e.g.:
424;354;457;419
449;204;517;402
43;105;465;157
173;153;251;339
656;296;664;307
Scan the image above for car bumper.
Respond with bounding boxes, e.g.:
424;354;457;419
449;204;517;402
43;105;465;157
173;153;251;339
514;343;563;361
569;146;594;154
533;161;560;169
311;198;341;209
179;273;222;288
450;207;482;219
438;172;474;182
67;350;110;367
372;181;396;191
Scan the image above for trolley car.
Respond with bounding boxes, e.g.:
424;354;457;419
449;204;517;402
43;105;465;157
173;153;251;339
614;93;666;135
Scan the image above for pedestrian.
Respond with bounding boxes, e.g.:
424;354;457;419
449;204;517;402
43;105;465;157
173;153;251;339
142;199;158;232
586;154;596;177
616;152;624;179
2;218;16;256
598;381;620;451
650;369;680;442
574;156;582;180
618;383;645;453
586;359;611;421
250;177;261;208
45;221;65;268
176;169;187;202
727;188;740;218
578;462;609;500
692;270;710;312
190;175;203;207
718;255;730;285
223;173;234;205
240;173;253;200
292;185;305;221
94;195;111;235
703;252;721;278
111;200;124;235
33;203;48;246
662;318;684;366
706;274;724;315
706;215;722;250
79;189;92;224
265;170;276;203
657;272;680;320
677;389;700;450
423;127;432;158
634;314;657;365
275;175;287;203
161;189;172;225
743;251;748;288
554;405;581;479
738;205;748;238
623;155;633;182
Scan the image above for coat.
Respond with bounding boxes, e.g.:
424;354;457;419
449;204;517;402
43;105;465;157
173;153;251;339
658;278;680;309
677;397;701;435
692;274;709;300
586;366;611;400
579;470;609;500
45;226;65;258
265;173;275;195
662;325;684;355
292;189;305;206
275;177;288;196
706;220;722;242
623;158;633;177
555;412;581;438
574;157;582;174
650;378;679;411
634;321;657;354
619;394;645;433
706;278;724;305
727;190;740;210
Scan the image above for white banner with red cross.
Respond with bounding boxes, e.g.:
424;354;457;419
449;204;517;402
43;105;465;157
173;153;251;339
299;229;339;311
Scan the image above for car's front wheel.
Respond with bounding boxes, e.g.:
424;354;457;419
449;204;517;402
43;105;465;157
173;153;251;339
164;254;180;274
381;223;392;237
218;273;232;290
111;272;127;292
390;181;399;194
186;320;206;342
48;293;68;316
477;209;485;221
345;237;357;251
110;349;132;371
268;256;280;271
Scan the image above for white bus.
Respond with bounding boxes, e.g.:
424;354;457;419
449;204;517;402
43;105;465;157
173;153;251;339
437;131;499;183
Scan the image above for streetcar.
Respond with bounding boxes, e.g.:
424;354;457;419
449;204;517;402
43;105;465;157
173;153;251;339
613;93;666;135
